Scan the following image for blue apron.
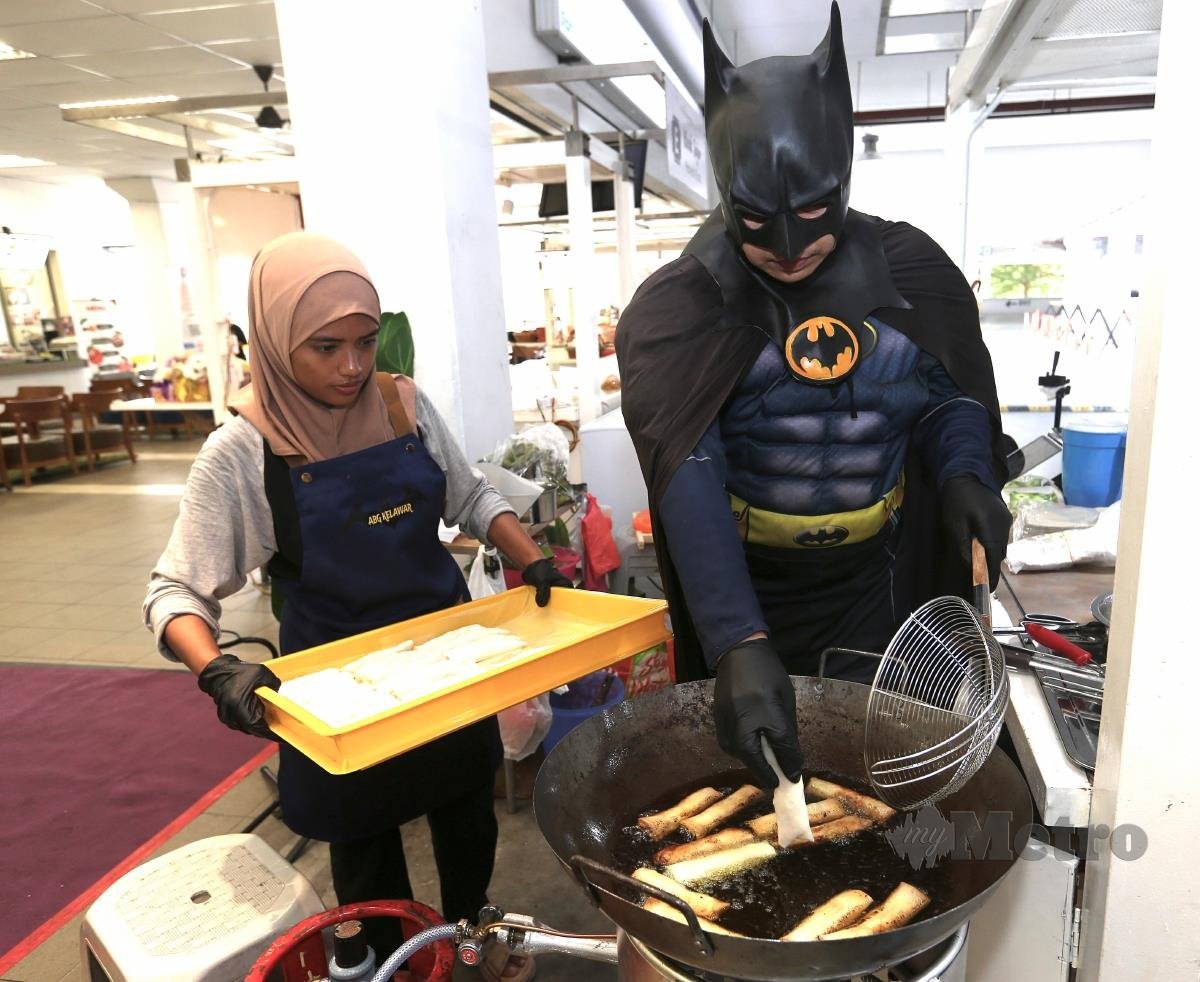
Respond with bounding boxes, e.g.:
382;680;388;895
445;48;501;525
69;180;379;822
269;410;501;842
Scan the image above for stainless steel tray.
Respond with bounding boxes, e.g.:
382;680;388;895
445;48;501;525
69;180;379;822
1032;664;1104;771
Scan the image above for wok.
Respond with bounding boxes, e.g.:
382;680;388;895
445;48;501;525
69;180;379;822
533;677;1032;981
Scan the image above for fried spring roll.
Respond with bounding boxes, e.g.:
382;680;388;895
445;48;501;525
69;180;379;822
665;840;778;886
805;777;896;823
655;828;755;866
821;883;931;939
781;890;875;942
747;799;846;839
643;899;744;937
802;814;875;846
633;868;730;920
680;785;764;838
638;787;724;841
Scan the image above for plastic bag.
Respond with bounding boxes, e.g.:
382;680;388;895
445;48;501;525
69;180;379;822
611;642;675;699
485;423;572;499
498;694;553;760
1002;475;1064;514
581;493;621;589
1007;500;1121;573
1013;502;1100;541
467;545;505;600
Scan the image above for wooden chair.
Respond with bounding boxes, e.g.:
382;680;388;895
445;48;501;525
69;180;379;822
91;377;157;441
11;386;68;437
15;385;66;399
1;397;78;486
69;392;138;472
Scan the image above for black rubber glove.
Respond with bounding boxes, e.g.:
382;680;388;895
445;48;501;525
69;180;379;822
521;557;574;607
197;653;280;739
714;639;804;790
941;474;1013;590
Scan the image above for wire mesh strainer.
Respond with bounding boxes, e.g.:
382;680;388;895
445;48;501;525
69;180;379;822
864;594;1008;811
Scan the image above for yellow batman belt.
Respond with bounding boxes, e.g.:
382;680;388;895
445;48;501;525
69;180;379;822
729;477;904;549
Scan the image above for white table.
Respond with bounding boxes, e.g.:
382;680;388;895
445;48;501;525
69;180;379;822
994;598;1093;828
109;397;215;413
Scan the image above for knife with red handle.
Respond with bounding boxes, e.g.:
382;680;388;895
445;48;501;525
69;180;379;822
1024;621;1093;666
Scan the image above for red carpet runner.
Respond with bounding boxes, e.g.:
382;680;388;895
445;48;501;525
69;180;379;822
0;664;274;972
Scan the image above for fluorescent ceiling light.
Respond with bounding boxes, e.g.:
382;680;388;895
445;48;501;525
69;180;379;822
0;155;53;168
59;95;178;110
888;1;981;14
883;31;965;54
0;40;36;61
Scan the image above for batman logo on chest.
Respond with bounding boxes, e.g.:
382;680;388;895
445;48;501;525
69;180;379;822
784;316;878;385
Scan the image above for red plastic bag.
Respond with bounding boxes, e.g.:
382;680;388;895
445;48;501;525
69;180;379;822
581;493;621;589
610;641;675;699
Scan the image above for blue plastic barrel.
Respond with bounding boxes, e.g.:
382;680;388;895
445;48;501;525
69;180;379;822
1062;422;1127;507
542;672;625;755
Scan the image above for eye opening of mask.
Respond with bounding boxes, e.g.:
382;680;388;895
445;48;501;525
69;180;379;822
733;205;769;230
788;192;834;218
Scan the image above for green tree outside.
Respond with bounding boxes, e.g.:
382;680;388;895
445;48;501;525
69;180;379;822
990;263;1064;298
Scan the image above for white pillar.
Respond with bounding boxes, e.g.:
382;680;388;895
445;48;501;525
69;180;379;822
566;136;599;423
274;0;512;461
181;184;228;421
943;102;990;276
614;155;637;310
105;177;186;363
1077;0;1200;977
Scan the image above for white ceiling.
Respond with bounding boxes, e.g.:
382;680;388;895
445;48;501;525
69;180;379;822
705;0;971;111
0;0;1161;187
0;0;281;180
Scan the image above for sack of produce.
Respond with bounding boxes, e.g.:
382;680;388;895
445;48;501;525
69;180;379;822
485;423;572;503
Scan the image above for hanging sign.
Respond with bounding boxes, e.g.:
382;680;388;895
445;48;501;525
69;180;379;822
665;79;708;200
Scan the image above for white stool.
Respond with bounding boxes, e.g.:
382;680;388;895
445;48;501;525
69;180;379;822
80;833;324;981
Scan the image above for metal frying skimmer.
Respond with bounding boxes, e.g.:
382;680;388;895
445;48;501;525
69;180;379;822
863;541;1009;811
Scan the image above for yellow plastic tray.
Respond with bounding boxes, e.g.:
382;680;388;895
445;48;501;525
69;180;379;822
258;587;670;774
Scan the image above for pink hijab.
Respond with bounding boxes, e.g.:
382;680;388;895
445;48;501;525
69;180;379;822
228;232;392;464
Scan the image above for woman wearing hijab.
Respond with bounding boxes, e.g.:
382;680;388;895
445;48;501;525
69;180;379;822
144;232;568;973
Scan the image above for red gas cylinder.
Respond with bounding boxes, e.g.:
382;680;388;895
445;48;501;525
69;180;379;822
246;899;455;982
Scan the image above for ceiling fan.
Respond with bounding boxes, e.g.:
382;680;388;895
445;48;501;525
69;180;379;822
253;64;287;130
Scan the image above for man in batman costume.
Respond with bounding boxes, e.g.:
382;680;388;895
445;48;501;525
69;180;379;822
615;3;1012;788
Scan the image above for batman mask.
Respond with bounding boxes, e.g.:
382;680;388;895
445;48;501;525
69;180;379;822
703;2;854;261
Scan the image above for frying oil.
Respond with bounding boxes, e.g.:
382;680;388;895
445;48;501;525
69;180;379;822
613;770;964;940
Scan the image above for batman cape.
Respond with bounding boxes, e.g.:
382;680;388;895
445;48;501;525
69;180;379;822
615;211;1007;683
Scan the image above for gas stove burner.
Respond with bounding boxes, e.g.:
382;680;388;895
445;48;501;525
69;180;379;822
617;923;969;982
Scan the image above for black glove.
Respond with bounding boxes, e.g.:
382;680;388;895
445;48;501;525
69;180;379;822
941;474;1013;590
197;653;280;739
714;639;804;789
521;557;574;607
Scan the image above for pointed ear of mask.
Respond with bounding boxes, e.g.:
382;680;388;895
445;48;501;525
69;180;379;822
702;19;734;111
815;1;848;82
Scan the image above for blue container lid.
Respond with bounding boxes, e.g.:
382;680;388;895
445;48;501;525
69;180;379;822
1064;422;1127;435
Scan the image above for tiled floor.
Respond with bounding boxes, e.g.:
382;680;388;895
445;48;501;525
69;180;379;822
1;441;610;982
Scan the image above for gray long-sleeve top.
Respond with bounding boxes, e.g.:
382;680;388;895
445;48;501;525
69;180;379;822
143;387;514;659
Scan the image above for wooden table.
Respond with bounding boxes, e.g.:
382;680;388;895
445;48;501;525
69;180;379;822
109;397;215;413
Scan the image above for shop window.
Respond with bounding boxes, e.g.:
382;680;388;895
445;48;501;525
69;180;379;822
0;245;70;357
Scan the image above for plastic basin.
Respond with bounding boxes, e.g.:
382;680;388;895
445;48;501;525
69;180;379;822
543;672;625;755
1062;422;1127;507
